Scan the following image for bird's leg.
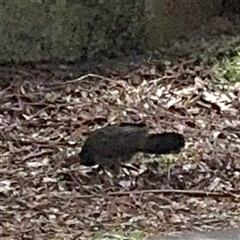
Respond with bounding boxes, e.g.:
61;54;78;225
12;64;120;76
106;162;120;177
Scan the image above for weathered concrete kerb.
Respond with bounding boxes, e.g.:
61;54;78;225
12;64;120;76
151;228;240;240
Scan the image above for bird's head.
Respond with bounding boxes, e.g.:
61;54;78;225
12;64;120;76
79;148;96;166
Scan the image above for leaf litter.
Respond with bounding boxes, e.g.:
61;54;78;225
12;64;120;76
1;44;240;240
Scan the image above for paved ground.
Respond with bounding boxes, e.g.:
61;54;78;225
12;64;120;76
151;228;240;240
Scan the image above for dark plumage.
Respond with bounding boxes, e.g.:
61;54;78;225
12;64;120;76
65;123;185;173
141;132;185;154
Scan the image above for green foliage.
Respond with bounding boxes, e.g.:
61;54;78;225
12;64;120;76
216;46;240;83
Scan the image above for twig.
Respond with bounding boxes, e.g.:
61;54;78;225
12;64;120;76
20;149;55;163
73;189;240;199
43;73;116;87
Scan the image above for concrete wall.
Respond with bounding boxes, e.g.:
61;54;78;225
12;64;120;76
0;0;223;64
145;0;223;49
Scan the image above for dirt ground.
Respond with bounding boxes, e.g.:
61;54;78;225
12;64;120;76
1;13;240;240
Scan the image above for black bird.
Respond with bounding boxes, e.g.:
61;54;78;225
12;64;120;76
64;123;185;173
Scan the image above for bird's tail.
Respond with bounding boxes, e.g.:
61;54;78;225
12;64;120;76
139;132;185;154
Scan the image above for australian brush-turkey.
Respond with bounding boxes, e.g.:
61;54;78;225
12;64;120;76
64;123;185;173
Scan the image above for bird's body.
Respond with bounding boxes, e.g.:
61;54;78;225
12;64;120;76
79;124;148;169
65;123;185;173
